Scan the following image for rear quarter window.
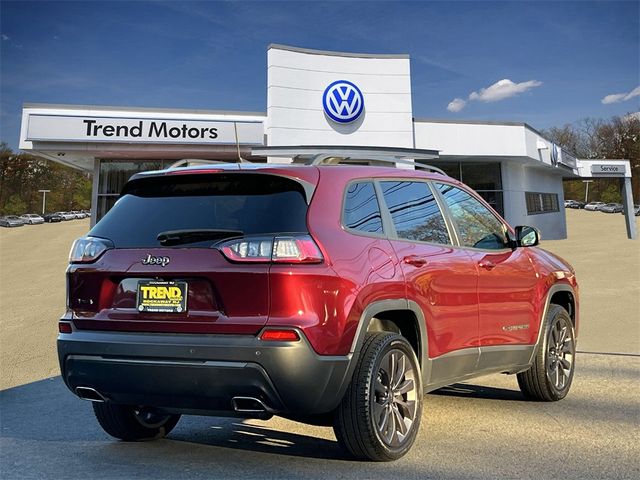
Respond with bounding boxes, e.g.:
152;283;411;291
342;182;384;234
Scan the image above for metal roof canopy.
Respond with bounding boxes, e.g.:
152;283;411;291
251;145;442;173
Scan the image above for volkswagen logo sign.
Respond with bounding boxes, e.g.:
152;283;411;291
322;80;364;124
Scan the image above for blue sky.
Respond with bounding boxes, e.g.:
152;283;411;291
1;0;638;150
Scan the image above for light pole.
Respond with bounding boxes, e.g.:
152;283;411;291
38;189;50;215
582;181;593;203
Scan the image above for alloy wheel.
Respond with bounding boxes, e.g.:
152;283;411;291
373;348;418;447
546;316;575;391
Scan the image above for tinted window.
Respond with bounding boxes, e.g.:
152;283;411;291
437;183;509;250
526;192;559;215
380;181;449;244
90;174;309;247
343;182;383;234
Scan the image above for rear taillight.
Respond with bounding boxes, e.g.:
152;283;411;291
218;235;323;264
58;322;72;334
69;237;113;263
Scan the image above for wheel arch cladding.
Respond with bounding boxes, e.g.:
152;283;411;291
366;310;422;367
549;290;576;327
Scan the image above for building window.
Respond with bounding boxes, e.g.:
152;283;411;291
96;159;169;221
525;192;559;215
429;161;504;217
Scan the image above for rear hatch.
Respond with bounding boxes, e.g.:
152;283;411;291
67;171;314;334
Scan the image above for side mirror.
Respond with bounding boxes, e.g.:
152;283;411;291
515;226;540;247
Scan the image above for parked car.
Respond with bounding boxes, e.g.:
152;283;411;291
44;213;64;223
565;200;585;209
70;210;87;219
59;162;579;461
621;204;640;216
0;215;25;227
584;201;606;211
55;211;76;221
19;213;45;225
600;203;623;214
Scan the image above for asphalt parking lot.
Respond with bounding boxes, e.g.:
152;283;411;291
1;210;639;479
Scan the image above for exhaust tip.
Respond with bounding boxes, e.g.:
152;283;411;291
75;386;106;403
231;396;269;414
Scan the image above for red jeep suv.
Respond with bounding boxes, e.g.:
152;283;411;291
58;162;578;461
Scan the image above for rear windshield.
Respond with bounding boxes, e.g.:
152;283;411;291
89;173;309;247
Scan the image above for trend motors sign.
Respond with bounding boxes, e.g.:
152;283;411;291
322;80;364;124
25;114;263;144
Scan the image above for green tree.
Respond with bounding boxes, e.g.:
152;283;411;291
0;143;92;215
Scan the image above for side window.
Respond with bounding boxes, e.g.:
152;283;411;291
436;183;509;250
343;182;384;234
380;181;450;244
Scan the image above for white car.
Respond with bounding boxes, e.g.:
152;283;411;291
584;201;606;211
19;214;45;225
70;210;87;219
55;211;76;221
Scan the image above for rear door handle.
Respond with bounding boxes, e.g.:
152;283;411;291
478;260;496;270
403;255;429;267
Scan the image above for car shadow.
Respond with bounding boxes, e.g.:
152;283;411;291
168;416;351;461
431;383;526;401
0;376;350;461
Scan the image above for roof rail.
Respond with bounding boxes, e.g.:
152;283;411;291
167;159;233;169
250;146;447;176
306;155;447;176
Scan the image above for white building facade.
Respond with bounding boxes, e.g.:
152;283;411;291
19;44;635;239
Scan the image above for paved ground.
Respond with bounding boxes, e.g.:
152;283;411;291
542;209;640;355
0;210;639;479
1;353;638;479
0;220;90;389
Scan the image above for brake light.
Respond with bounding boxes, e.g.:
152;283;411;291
69;237;113;263
58;322;72;334
260;329;300;341
167;168;224;175
218;235;323;264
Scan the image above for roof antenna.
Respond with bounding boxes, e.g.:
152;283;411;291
234;122;249;163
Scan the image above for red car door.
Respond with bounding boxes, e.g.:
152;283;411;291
435;182;539;349
377;180;479;382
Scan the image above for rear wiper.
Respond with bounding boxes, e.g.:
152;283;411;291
157;229;243;246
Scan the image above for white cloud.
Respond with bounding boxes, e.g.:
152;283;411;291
469;79;543;103
447;98;467;112
601;86;640;104
446;78;542;112
1;34;9;41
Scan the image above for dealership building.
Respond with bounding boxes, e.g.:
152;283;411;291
19;44;636;239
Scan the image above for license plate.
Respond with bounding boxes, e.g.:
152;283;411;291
136;280;187;313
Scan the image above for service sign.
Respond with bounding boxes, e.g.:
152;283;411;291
136;280;187;313
590;164;626;175
25;114;263;145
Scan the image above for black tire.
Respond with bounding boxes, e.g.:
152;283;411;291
517;305;576;401
92;403;180;441
334;332;423;461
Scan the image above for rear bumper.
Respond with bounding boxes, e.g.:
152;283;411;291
57;328;352;416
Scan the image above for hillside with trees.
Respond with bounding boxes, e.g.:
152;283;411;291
0;143;91;215
542;113;639;203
